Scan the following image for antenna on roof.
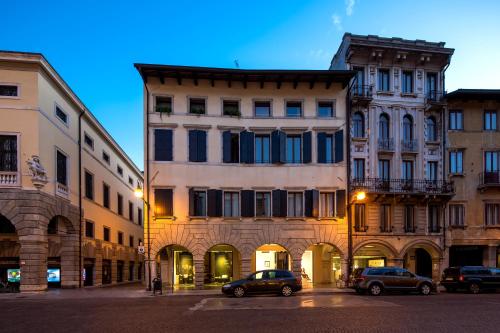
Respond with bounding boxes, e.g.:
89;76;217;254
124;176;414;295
234;59;239;69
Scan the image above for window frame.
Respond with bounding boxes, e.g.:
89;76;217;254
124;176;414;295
449;204;465;227
117;231;124;245
449;110;464;131
378;69;390;92
192;189;208;217
102;150;111;165
484;110;497;131
485;203;500;226
352;112;365;138
426;116;438;142
449;150;464;175
316;100;336;118
54;103;69;127
253;100;272;118
319;191;336;218
188;97;207;115
84;169;94;200
287;191;304;218
55;148;69;187
255;133;271;164
85;220;94;238
117;165;123;177
221;99;241;117
102;182;110;209
285;133;302;164
255;191;272;218
154;95;173;114
401;70;414;94
285;100;303;118
128;201;134;221
83;132;94;150
353;158;365;180
0;133;19;173
103;226;111;242
223;190;240;218
117;193;124;216
0;83;20;98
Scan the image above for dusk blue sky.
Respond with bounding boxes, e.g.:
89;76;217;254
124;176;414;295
3;0;500;169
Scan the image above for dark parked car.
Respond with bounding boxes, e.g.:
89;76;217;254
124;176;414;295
441;266;500;294
350;267;436;296
222;269;302;297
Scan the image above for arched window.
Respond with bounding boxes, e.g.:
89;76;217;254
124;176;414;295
353;112;364;138
426;116;437;142
403;115;413;141
379;113;390;139
0;214;16;234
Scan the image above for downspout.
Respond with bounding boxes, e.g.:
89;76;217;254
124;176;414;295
441;56;451;264
78;109;85;288
142;74;152;291
346;77;354;279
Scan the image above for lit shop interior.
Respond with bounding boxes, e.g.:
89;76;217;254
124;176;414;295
204;244;240;286
157;245;195;288
253;244;291;271
300;243;343;287
353;244;389;269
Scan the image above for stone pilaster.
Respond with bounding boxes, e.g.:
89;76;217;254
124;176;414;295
94;241;103;286
60;233;80;288
240;257;252;278
291;255;302;278
19;236;48;292
193;257;204;289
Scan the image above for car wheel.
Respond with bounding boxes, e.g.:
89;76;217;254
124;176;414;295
469;283;480;294
420;283;432;295
369;283;382;296
233;286;245;298
281;285;293;297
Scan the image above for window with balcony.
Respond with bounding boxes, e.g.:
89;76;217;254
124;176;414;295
428;205;441;232
352;112;364;138
378;69;390;92
224;191;240;217
155;96;172;114
56;150;68;186
0;85;18;97
354;159;365;180
354;204;366;231
286;135;302;163
484;110;497;131
287;192;303;217
449;150;463;175
427;161;438;182
286;101;302;117
379;113;390;139
0;135;17;173
378;159;390;180
403;115;413;141
485;203;500;226
402;71;413;93
449;110;463;130
402;160;413;181
404;205;415;232
317;101;335;118
449;204;464;227
255;134;270;164
189;98;206;115
380;204;392;232
426;116;437;142
254;101;271;117
320;192;335;218
426;73;438;99
255;191;271;217
353;67;365;96
484;151;499;184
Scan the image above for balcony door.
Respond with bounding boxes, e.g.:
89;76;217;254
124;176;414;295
426;73;437;99
354;67;364;96
485;151;499;184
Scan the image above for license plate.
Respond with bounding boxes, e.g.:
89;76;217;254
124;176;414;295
445;277;453;281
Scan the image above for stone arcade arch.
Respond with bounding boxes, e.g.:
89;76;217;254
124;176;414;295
0;214;20;289
156;244;195;289
353;240;399;269
400;240;443;280
203;244;241;286
300;243;344;288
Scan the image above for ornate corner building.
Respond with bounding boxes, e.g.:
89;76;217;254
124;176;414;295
330;34;455;280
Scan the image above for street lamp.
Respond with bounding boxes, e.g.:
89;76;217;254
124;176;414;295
135;184;152;291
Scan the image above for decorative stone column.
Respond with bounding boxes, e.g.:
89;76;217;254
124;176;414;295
432;257;443;282
341;258;349;282
19;236;48;292
60;233;80;288
291;255;302;278
193;257;204;289
240;257;252;278
94;241;103;286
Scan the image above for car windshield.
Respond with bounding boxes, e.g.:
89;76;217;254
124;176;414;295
249;272;265;280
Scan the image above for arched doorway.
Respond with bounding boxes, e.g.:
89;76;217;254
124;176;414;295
253;244;290;272
415;248;432;278
301;243;342;288
204;244;240;287
157;245;194;289
402;243;440;279
353;242;396;269
47;215;78;288
0;214;20;291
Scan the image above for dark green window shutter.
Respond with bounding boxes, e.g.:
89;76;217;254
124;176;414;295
154;129;173;161
317;132;326;163
334;130;344;163
303;131;312;163
188;188;195;216
272;189;287;217
155;189;173;217
305;189;319;218
240;131;255;164
207;189;222;217
188;130;198;162
241;190;255;217
271;130;286;164
222;131;232;163
197;130;207;162
336;189;346;217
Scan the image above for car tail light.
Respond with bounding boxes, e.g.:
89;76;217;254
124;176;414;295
459;275;464;281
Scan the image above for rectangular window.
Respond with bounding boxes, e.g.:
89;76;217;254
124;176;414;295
255;134;270;164
102;151;110;164
128;176;133;186
188;130;207;162
154;129;173;162
103;183;110;208
378;159;390;180
317;101;335;117
0;85;18;97
0;135;17;171
129;201;134;221
103;227;110;242
84;171;94;200
223;100;240;116
254;101;271;117
137;208;143;226
84;133;94;150
485;203;500;226
255;191;271;217
378;69;390;91
155;188;173;217
427;161;438;181
428;205;441;232
354;204;366;231
85;220;94;238
117;194;123;216
287;192;303;217
485;110;497;131
155;96;172;113
129;235;134;247
189;98;206;114
118;232;123;245
320;192;335;217
380;204;391;232
223;191;240;217
55;106;68;124
404;205;415;232
286;101;302;117
56;151;68;186
193;190;207;217
402;160;414;180
449;204;464;227
286;135;302;163
117;165;123;176
353;159;365;180
229;133;240;163
449;110;463;130
402;71;413;93
449;151;463;174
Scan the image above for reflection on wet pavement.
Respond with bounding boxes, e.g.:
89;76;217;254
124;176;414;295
190;295;398;311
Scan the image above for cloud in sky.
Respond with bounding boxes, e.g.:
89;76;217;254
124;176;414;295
332;14;342;31
346;0;355;16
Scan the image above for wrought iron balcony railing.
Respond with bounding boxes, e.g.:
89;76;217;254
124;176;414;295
479;171;500;188
378;138;394;151
351;178;454;195
426;90;446;103
351;85;373;98
401;139;418;153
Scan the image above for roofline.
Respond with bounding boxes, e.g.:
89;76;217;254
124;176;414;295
0;50;143;177
447;89;500;101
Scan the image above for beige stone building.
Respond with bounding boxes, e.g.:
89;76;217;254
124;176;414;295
0;51;144;291
445;89;500;267
136;64;352;289
330;34;455;280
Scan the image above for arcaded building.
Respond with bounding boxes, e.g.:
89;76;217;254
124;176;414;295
445;89;500;267
136;64;352;289
330;34;455;280
0;51;144;291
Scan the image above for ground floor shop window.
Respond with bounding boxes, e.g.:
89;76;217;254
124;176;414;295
175;251;194;285
83;258;94;286
206;251;233;284
117;260;124;283
102;259;112;284
129;262;134;281
255;244;290;271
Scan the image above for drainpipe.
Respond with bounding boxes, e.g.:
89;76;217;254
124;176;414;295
346;78;354;279
78;109;85;288
441;57;451;262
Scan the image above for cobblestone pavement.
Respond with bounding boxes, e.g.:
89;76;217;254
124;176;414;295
2;286;500;333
